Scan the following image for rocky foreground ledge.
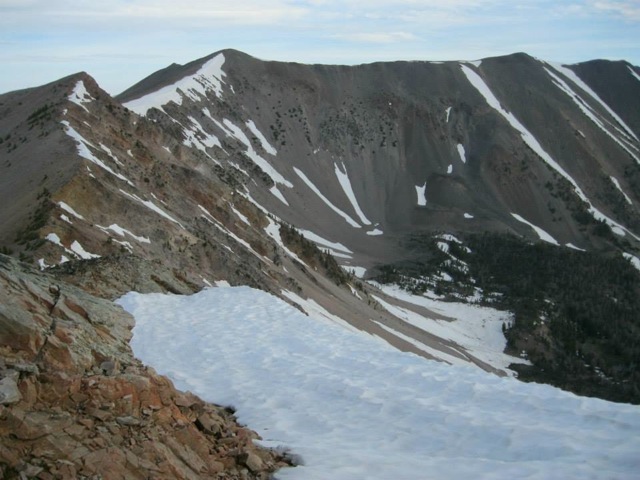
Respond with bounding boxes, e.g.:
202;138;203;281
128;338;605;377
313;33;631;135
0;254;292;479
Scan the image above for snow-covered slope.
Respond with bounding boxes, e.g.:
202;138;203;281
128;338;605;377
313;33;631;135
119;286;640;480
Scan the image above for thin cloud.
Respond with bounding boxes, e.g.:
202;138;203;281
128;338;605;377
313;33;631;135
591;0;640;21
1;0;309;26
333;32;419;44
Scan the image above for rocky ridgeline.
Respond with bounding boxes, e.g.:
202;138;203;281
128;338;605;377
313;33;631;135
0;254;292;479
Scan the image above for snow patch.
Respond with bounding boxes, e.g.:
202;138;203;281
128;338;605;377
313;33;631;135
298;229;352;254
623;252;640;272
629;66;640;83
61;121;135;187
294;167;361;228
230;205;251;225
68;81;94;113
96;223;151;244
45;233;63;247
270;185;289;205
119;189;185;229
456;143;467;163
366;228;383;236
224;118;292;187
199;205;265;261
334;162;372;226
343;265;366;278
445;106;452;123
372;284;526;372
610;176;633;205
264;217;308;266
511;213;559;245
183;116;222;156
119;286;640;480
58;202;84;220
124;53;227;115
46;233;99;260
447;164;453;174
246;119;277;155
100;144;123;166
415;182;427;206
70;240;100;260
464;213;474;219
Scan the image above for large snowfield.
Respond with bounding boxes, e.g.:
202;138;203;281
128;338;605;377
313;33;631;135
118;286;640;480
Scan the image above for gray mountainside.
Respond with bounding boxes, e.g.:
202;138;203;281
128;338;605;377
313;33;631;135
1;49;640;474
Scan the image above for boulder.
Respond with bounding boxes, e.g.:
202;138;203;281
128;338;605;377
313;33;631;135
0;377;21;405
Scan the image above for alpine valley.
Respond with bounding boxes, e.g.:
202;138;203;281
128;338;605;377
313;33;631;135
1;49;640;478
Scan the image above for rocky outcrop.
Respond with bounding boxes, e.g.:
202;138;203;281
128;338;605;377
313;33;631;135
0;254;292;479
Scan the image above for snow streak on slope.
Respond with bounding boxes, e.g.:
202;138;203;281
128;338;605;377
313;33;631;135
264;217;308;266
198;205;265;260
548;63;638;142
456;143;467;163
69;240;100;260
269;186;289;206
119;189;185;229
58;202;84;220
120;287;640;480
629;66;640;83
460;64;639;241
298;228;352;257
611;176;633;204
511;213;559;245
334;162;372;225
544;66;639;163
124;54;226;115
223;119;293;188
61;121;135;187
415;182;427;206
294;167;361;228
96;224;151;244
246;120;277;155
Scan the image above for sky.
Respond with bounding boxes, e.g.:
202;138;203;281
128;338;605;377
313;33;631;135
0;0;639;96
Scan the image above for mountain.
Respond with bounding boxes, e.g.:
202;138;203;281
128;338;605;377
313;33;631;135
1;48;639;475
